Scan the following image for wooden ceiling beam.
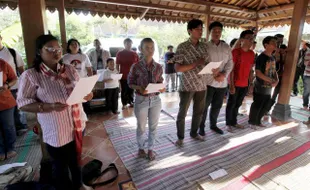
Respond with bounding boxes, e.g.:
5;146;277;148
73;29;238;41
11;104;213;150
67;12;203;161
261;15;310;27
140;8;149;19
258;2;310;14
258;10;310;22
210;12;255;21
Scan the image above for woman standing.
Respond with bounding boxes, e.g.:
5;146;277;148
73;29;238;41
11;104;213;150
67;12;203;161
17;35;93;190
0;59;17;161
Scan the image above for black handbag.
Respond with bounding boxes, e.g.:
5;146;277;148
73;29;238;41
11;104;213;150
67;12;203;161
82;159;118;188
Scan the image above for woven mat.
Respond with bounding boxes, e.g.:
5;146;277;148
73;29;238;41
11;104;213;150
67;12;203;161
104;106;309;190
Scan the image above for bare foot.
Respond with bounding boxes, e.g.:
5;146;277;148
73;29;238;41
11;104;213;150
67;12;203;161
122;106;127;110
303;120;310;125
234;124;245;129
227;126;234;133
138;149;146;158
191;135;204;141
249;124;257;130
175;139;184;147
148;150;156;161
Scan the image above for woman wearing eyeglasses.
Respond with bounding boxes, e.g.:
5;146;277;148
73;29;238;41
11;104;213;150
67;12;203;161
17;35;92;190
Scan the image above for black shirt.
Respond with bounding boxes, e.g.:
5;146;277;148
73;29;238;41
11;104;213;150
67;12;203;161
254;53;277;95
164;52;175;74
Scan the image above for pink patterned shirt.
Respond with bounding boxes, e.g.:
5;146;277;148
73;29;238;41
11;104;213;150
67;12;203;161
17;64;87;147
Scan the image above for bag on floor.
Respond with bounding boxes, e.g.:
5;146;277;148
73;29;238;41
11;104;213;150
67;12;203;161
0;165;32;189
82;159;118;188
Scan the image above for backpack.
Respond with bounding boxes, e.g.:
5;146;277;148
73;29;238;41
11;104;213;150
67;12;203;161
7;47;20;76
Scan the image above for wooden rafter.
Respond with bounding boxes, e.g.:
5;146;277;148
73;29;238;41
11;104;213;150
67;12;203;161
258;2;310;14
140;8;149;19
257;0;265;10
258;10;310;22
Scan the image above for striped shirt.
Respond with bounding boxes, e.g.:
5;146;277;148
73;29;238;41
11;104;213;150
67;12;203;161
17;64;87;147
206;41;233;88
174;39;208;92
128;59;163;96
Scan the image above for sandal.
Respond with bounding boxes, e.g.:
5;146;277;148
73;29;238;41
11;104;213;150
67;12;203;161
175;139;184;147
138;149;146;158
234;124;245;129
191;135;204;141
227;126;234;133
148;150;156;161
7;151;17;159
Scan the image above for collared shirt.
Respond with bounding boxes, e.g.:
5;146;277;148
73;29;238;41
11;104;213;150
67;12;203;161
127;59;163;97
205;41;233;88
88;48;111;71
0;47;25;90
116;49;139;80
17;64;87;147
173;39;208;92
103;68;120;89
0;59;17;111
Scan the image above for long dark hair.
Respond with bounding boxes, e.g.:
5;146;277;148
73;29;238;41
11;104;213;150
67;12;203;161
66;38;82;54
33;34;61;72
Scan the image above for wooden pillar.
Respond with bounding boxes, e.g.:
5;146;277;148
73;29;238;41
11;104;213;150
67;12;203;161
19;0;47;66
57;0;67;52
205;5;211;41
272;0;309;121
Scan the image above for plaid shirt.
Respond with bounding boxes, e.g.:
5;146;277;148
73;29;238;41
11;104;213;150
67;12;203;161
127;59;163;96
174;39;209;92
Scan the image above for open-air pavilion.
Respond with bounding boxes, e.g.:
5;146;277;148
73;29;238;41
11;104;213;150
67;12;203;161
1;0;310;189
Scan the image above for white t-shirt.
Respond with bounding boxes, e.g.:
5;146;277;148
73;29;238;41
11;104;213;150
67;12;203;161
0;47;25;89
103;68;120;89
62;53;92;78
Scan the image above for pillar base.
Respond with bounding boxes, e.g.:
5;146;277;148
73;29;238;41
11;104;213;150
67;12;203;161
271;103;291;121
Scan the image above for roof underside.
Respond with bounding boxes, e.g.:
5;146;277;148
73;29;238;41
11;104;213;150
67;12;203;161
1;0;310;28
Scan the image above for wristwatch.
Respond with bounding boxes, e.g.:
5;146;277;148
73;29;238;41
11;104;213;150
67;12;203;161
38;103;44;112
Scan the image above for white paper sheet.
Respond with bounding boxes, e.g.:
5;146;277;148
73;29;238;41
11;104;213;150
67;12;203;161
0;71;3;87
145;83;165;94
111;74;123;80
97;69;105;82
0;162;27;174
209;169;228;180
66;75;99;105
198;61;223;75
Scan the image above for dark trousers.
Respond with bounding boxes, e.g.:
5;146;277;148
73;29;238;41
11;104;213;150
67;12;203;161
11;89;27;130
265;77;282;114
226;87;248;126
105;87;119;113
120;79;134;106
176;90;206;140
46;141;81;190
249;93;271;125
293;67;305;95
200;86;226;130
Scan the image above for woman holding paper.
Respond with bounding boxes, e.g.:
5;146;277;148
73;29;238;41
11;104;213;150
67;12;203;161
17;35;92;190
103;58;121;114
128;38;165;161
0;59;18;161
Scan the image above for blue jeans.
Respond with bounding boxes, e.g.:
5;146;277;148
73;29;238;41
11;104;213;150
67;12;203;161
0;107;16;155
303;76;310;107
134;95;161;150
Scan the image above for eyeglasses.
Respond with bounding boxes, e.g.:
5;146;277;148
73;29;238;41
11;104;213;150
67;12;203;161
44;46;62;53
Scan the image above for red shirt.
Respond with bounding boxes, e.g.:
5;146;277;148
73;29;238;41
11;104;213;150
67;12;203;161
0;59;17;111
232;48;255;87
116;50;139;80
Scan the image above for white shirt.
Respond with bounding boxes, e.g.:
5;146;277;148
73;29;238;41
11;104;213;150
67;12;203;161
62;53;92;78
0;47;25;89
88;48;111;71
206;41;234;88
103;68;120;89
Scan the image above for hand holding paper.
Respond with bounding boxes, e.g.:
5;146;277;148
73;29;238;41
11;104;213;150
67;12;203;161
0;72;3;87
145;83;165;94
111;74;123;80
198;61;223;75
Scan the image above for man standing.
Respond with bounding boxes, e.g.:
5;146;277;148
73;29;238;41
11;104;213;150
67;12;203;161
88;39;110;74
226;30;255;132
0;34;27;135
292;41;308;97
302;42;310;110
174;19;210;146
164;45;176;92
199;21;233;135
116;38;139;109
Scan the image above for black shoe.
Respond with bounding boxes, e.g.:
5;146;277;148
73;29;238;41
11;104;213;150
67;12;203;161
210;126;224;135
198;129;206;136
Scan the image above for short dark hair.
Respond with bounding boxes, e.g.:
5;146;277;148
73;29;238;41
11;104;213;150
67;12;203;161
275;34;284;38
209;21;223;32
106;58;114;64
124;38;132;44
262;36;277;48
167;45;173;49
187;19;203;31
280;44;287;49
254;41;257;44
67;38;82;54
230;38;238;48
240;30;254;39
140;38;154;49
